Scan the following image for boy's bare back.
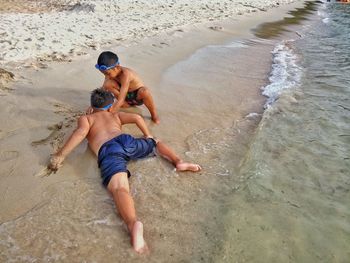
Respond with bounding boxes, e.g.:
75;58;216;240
83;111;123;155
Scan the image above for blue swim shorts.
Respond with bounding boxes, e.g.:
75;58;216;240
97;134;156;187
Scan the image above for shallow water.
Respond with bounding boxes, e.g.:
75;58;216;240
217;1;350;262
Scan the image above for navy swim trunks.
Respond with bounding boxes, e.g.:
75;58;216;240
97;134;156;187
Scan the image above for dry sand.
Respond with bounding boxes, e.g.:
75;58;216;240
0;0;306;261
1;0;297;68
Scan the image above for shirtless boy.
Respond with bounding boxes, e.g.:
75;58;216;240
48;88;201;254
95;51;160;124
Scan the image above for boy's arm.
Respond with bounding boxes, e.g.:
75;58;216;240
110;69;131;112
103;79;121;102
118;112;152;138
103;79;120;97
48;115;90;171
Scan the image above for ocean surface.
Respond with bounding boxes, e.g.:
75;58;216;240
218;1;350;261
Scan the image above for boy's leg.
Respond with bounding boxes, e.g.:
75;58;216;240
137;87;160;124
155;140;201;172
107;172;148;254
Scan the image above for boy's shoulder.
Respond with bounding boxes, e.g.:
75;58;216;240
77;114;92;129
122;66;137;76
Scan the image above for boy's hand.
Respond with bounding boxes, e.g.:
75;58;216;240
48;154;65;172
85;106;94;115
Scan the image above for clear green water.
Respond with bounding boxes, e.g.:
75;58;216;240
218;2;350;262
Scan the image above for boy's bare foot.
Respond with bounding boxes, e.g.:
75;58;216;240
151;115;160;124
132;221;149;254
176;162;202;172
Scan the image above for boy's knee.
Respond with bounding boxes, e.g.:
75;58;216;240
116;187;129;195
110;185;130;196
104;79;119;89
138;87;150;97
107;172;130;193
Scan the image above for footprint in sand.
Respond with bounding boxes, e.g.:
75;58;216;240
208;25;223;31
0;150;19;162
53;102;74;114
31;122;64;148
53;102;84;122
0;68;15;93
32;102;82;149
167;28;185;36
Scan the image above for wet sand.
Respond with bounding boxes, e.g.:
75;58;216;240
0;1;308;262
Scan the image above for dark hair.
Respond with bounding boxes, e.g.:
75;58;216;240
97;51;119;67
91;88;115;108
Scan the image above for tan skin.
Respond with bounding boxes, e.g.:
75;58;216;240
49;107;201;254
101;65;160;124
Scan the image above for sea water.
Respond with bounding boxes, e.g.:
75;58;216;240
217;1;350;262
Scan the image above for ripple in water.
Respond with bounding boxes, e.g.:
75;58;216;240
219;2;350;262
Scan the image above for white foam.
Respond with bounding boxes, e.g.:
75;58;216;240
224;41;248;49
245;112;261;119
86;215;117;226
322;17;330;24
318;1;331;24
261;41;302;107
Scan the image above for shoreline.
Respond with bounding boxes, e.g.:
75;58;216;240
0;1;313;261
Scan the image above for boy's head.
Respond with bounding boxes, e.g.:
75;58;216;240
91;88;115;110
95;51;120;77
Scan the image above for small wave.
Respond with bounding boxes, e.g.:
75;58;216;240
317;10;327;17
261;41;302;107
318;0;330;22
245;112;261;119
322;17;330;23
224;40;248;49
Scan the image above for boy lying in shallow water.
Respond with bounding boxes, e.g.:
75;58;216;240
48;88;201;254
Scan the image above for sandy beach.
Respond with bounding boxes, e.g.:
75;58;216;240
0;0;298;69
0;0;318;262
